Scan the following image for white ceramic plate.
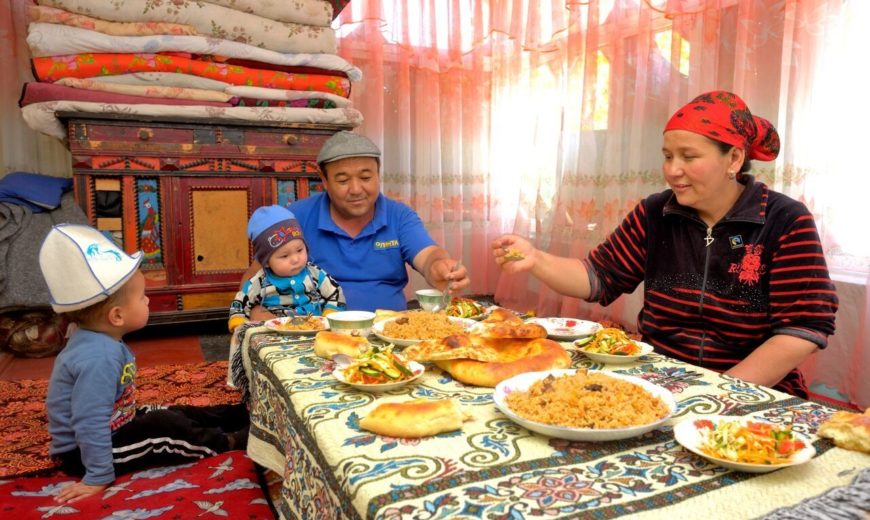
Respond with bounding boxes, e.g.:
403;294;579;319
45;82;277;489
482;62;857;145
577;340;655;364
493;369;676;441
526;317;602;340
332;361;425;392
263;316;329;335
372;316;477;347
673;416;816;473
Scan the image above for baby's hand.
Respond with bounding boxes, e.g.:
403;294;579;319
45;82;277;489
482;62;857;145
55;481;107;504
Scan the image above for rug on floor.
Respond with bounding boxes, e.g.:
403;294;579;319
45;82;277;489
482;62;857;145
0;361;241;478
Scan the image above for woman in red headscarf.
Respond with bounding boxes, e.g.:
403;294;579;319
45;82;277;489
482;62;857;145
492;91;838;398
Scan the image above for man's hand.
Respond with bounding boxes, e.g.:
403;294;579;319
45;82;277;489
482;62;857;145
55;481;107;504
431;258;470;294
413;246;470;293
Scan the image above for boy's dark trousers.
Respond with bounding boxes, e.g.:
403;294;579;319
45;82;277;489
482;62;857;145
54;403;249;477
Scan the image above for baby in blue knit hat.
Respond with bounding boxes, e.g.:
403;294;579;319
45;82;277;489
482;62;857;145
229;205;345;331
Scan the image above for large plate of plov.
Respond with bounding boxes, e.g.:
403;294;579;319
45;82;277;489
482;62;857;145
494;369;675;441
372;316;477;347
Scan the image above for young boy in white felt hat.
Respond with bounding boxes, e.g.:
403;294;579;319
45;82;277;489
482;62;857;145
228;205;345;332
39;224;249;505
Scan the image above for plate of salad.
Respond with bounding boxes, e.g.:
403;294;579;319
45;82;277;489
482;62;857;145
333;346;424;392
673;416;815;473
445;298;489;320
575;328;653;364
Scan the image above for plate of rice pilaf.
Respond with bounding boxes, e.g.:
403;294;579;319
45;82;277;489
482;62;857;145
264;316;329;335
494;369;676;441
372;312;477;347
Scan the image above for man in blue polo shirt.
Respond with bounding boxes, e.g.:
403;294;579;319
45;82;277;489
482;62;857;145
244;131;469;313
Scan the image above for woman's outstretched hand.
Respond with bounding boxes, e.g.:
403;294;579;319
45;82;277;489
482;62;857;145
492;234;535;273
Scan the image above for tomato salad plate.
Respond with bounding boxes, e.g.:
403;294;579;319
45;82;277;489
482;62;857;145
526;317;602;341
673;415;815;473
576;340;655;364
264;316;329;335
332;346;425;392
445;298;491;320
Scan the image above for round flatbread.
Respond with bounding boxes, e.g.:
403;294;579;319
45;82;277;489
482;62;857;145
483;307;522;324
403;334;500;362
435;338;571;387
818;409;870;454
359;398;471;438
469;320;548;340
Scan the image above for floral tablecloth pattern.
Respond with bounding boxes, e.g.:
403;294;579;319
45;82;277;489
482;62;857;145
239;327;869;520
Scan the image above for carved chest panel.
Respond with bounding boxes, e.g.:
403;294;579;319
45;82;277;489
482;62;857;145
62;113;349;324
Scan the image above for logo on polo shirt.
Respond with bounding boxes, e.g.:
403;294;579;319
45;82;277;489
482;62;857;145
375;239;400;250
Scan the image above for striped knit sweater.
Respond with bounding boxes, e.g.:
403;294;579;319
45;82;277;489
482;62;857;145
583;176;838;397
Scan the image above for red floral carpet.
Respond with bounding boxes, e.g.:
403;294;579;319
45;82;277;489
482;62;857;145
0;450;274;519
0;361;241;478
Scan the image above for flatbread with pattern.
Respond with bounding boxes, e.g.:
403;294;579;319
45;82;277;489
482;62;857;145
403;334;500;362
435;338;571;387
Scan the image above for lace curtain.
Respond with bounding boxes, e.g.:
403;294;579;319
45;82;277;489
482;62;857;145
335;0;863;300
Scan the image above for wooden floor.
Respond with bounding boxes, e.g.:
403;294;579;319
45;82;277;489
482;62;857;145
0;320;231;381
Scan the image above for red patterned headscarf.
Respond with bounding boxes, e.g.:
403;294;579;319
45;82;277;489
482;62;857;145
664;91;780;161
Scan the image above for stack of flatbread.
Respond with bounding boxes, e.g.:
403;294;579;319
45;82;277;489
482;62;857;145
403;308;571;387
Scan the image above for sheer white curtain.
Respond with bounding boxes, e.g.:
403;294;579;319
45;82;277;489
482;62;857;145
335;0;868;406
782;0;870;408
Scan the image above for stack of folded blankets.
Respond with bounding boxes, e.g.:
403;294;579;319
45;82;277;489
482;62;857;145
19;0;362;140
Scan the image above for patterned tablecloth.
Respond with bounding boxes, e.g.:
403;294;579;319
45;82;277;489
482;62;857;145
237;326;869;520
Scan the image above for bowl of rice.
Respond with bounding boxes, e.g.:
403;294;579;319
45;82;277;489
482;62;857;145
494;368;675;441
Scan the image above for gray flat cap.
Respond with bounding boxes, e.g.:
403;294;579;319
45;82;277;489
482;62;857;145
316;131;381;171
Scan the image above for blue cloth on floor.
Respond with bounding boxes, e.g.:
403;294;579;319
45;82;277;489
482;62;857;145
0;172;72;213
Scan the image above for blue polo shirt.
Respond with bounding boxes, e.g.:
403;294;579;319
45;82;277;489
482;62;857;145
289;193;435;311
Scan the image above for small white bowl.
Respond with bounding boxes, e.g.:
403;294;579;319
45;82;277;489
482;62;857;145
415;289;444;311
326;311;376;337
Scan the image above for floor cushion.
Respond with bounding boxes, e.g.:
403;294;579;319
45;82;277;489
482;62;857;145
0;451;273;519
